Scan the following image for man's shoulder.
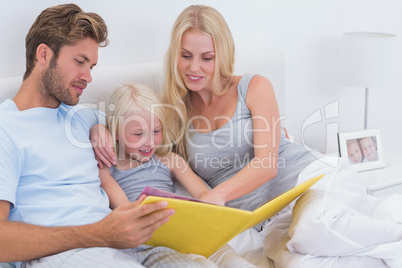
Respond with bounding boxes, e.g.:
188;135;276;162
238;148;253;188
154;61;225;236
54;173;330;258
60;103;104;132
0;99;18;111
0;100;18;128
60;103;98;121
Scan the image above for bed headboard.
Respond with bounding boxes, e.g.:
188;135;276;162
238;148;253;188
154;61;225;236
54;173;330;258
0;49;285;115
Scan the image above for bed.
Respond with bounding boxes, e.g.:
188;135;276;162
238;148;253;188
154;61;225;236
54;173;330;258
1;48;401;268
0;49;285;267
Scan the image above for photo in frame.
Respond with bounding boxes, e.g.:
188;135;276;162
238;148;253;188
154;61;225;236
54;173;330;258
338;128;385;172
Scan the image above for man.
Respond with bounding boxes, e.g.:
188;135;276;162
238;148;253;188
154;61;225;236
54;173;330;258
0;4;216;267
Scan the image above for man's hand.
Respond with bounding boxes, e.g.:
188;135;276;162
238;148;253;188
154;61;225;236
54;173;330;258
93;195;175;248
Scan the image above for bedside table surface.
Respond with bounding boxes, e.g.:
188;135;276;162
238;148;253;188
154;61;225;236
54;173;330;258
359;151;402;185
358;152;402;197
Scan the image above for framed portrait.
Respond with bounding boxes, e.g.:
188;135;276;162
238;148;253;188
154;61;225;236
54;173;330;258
338;128;385;172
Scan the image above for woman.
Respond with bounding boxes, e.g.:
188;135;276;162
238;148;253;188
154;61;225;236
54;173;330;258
162;4;317;227
161;5;402;268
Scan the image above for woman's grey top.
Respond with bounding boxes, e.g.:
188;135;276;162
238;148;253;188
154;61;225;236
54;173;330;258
186;73;318;228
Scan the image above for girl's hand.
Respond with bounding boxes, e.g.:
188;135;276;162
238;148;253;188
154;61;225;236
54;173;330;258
90;124;116;168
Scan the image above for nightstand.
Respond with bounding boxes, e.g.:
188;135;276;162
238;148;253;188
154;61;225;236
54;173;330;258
358;151;402;198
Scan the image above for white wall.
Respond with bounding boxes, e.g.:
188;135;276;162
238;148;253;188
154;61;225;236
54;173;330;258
1;0;402;156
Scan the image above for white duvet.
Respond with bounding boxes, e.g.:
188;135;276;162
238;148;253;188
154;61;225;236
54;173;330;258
260;156;402;268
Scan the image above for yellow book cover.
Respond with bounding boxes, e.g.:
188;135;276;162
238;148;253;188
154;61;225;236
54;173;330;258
140;174;324;257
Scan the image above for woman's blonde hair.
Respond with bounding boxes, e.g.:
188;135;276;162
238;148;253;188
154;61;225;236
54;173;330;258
106;83;172;161
163;5;235;159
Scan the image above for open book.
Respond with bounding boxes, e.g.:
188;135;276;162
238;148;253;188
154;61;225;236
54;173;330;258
140;174;324;257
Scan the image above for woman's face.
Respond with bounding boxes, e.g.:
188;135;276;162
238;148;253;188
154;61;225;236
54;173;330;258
178;30;216;93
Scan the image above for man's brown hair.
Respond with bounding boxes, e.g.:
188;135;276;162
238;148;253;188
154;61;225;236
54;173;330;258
24;3;109;80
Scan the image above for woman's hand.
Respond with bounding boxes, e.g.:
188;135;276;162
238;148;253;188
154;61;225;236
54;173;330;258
199;190;227;206
90;124;116;168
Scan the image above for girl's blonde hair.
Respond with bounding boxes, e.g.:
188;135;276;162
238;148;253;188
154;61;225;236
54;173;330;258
163;5;235;159
106;83;172;161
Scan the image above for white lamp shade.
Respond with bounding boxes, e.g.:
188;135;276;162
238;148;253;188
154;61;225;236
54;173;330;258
342;32;396;88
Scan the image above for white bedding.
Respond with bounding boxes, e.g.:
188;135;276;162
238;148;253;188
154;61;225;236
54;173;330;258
228;229;274;267
261;156;402;268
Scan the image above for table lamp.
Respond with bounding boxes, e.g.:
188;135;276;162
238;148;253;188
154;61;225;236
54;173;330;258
342;32;396;129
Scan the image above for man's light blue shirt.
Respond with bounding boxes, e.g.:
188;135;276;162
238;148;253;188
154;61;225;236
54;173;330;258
0;99;110;227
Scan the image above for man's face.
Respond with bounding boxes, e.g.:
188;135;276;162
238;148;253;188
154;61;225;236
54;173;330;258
39;38;99;107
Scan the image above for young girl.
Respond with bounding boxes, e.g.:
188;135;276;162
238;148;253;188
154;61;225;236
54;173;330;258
99;83;259;268
99;82;216;209
346;139;363;164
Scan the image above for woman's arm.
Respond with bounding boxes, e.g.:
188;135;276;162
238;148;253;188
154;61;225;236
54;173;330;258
99;166;130;209
207;75;281;203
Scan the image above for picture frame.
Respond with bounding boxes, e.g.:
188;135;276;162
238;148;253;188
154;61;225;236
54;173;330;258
338;128;385;172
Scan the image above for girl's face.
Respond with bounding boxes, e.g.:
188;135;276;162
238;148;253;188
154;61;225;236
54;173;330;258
347;142;363;163
118;109;163;164
359;137;377;161
178;30;216;93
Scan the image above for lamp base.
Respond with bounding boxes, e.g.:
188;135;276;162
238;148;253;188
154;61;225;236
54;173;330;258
364;87;369;129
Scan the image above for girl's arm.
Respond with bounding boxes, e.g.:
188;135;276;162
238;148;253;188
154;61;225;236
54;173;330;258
206;75;281;204
156;153;225;205
99;166;130;209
